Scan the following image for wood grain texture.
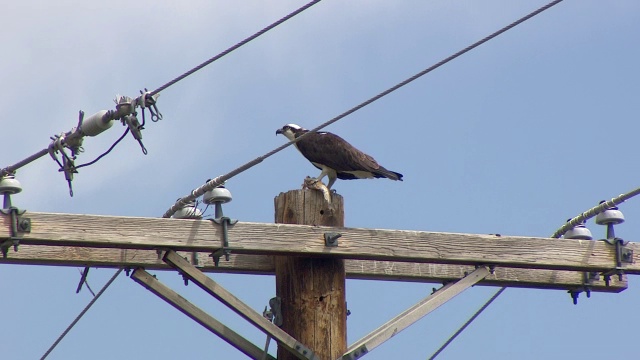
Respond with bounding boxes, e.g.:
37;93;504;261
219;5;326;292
275;189;347;360
131;268;275;360
0;245;626;292
2;211;638;273
163;250;309;358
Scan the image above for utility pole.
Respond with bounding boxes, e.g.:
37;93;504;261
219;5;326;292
274;189;347;360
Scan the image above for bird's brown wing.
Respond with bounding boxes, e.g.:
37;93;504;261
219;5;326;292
295;132;382;172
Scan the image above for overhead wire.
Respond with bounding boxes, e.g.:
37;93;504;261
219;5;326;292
1;0;321;178
34;5;325;355
73;0;321;175
74;128;130;170
163;0;566;218
150;0;321;96
40;269;123;360
551;187;640;238
397;0;581;357
428;189;640;358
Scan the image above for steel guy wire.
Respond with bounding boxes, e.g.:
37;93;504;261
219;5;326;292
163;0;566;218
40;268;123;360
150;0;321;96
428;189;640;358
413;0;574;357
427;287;505;360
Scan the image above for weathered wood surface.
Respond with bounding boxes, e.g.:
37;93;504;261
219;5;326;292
274;189;347;360
131;268;276;360
163;250;310;360
2;211;639;273
0;244;626;292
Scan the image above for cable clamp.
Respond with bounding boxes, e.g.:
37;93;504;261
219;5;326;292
122;114;147;155
137;89;162;121
48;134;77;197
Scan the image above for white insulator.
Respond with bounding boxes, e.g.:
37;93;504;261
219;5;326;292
564;224;593;240
0;175;22;194
173;205;203;219
595;208;625;225
80;110;113;136
203;186;232;204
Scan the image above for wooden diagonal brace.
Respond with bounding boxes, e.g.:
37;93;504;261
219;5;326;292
163;250;319;360
340;266;491;360
131;268;276;360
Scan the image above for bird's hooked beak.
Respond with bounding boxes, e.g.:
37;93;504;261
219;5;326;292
275;128;283;135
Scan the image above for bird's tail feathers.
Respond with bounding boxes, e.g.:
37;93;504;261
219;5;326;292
375;167;403;181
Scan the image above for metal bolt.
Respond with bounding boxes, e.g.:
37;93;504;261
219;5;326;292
18;219;30;231
570;290;579;305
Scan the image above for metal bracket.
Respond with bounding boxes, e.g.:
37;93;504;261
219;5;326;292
76;267;90;294
571;270;600;303
324;232;341;247
210;217;238;266
0;206;29;257
261;297;283;360
263;297;283;327
601;237;632;285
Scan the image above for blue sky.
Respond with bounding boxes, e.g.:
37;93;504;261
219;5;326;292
2;1;640;359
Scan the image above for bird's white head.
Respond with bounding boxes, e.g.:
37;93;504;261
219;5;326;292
275;123;304;141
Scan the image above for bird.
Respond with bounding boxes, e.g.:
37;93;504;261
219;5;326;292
276;123;403;189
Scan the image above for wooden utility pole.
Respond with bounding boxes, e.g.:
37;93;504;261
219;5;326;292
274;189;347;360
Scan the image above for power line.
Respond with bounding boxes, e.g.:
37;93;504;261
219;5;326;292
40;269;123;360
74;128;130;170
551;186;640;238
163;0;566;218
1;1;320;180
150;0;321;96
428;187;640;359
414;1;574;356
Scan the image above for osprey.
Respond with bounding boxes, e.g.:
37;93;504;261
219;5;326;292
276;124;403;189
